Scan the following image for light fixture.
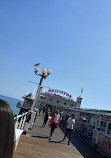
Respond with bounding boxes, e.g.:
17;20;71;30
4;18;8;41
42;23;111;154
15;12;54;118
43;73;48;79
42;69;47;74
46;69;52;75
34;67;39;73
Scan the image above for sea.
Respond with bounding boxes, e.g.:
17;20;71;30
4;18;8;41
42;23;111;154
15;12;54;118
0;95;22;115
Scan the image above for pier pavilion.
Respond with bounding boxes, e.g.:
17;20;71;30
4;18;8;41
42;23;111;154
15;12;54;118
39;88;82;110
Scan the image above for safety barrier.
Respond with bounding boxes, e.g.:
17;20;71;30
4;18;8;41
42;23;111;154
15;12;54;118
14;112;28;130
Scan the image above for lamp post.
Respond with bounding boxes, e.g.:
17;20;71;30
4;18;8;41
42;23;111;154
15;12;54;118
29;66;52;129
31;67;52;110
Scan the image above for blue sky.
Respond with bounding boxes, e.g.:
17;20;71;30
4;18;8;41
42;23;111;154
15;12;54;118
0;0;111;110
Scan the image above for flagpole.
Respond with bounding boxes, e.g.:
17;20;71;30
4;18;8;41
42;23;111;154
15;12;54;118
80;88;83;97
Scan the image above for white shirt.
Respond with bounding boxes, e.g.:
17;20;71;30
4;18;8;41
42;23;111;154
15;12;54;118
54;114;59;123
66;118;75;129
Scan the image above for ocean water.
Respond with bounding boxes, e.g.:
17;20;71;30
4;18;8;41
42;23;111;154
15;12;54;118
0;95;22;115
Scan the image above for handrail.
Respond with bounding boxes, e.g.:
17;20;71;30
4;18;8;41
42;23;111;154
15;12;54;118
14;112;28;130
14;112;28;120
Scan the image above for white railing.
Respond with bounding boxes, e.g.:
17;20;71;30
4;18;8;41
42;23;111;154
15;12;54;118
14;112;28;130
14;112;28;151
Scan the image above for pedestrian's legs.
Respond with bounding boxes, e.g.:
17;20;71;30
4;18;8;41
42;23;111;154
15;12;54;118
44;119;48;127
42;118;47;127
68;129;72;145
42;122;45;127
50;122;55;137
63;128;69;141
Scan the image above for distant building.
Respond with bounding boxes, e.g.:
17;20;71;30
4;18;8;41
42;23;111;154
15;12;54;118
39;89;82;109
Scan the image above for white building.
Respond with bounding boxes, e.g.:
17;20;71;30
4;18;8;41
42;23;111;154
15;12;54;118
40;89;82;109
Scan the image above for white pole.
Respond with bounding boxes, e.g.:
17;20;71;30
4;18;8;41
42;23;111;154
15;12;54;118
31;75;43;111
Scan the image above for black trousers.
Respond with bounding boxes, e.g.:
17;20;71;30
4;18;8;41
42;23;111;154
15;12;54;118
50;122;56;137
63;128;73;142
42;118;48;127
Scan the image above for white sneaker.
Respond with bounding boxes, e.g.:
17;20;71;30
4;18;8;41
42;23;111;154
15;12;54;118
48;136;52;140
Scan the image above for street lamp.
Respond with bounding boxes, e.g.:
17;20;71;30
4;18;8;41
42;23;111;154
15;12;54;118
29;66;52;129
31;67;52;110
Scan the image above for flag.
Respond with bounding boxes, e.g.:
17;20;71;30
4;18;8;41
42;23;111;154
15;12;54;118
81;88;83;93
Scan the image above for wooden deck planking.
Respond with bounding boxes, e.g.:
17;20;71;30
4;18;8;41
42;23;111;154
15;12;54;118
15;115;104;158
15;115;83;158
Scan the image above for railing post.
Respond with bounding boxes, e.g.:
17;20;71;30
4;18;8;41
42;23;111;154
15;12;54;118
14;112;28;133
15;117;19;129
21;114;27;130
18;116;23;129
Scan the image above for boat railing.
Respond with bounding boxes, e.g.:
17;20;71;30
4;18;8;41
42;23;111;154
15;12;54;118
14;112;28;130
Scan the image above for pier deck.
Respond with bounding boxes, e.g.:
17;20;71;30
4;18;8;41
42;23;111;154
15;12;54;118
15;115;104;158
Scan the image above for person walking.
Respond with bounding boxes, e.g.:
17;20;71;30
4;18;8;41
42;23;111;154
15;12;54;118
48;111;61;140
62;114;75;145
64;114;69;128
42;106;46;117
42;110;49;127
38;106;42;116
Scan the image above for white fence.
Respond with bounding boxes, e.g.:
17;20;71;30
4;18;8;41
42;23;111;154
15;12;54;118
14;112;28;130
14;112;28;151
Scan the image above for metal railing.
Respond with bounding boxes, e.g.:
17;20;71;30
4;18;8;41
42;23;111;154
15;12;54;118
14;112;28;130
